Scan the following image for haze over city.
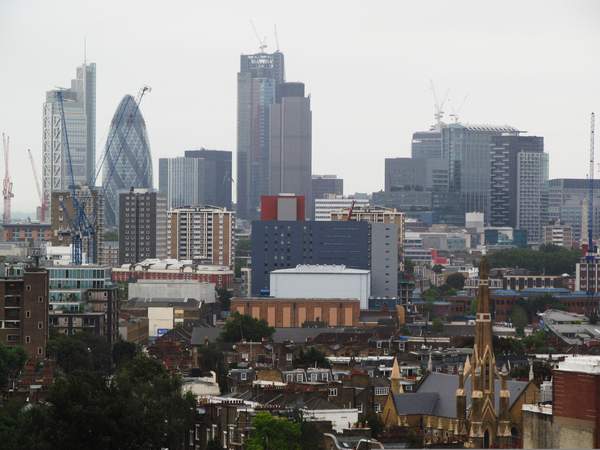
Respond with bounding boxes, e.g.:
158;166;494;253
1;0;599;214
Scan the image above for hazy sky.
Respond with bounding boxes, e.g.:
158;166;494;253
1;0;599;214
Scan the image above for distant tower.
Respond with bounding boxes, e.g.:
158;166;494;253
102;95;152;228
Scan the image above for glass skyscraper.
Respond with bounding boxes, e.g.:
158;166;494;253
102;95;152;228
42;62;96;218
237;51;285;220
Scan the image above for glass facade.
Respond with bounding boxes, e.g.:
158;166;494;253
102;95;152;228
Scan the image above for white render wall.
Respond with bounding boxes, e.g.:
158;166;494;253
302;408;359;432
147;307;174;338
270;270;370;309
128;280;216;303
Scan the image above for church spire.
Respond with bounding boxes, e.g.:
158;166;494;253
390;357;403;395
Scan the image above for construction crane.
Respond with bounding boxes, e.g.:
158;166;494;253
448;94;469;124
587;112;596;262
27;148;46;222
346;199;356;221
2;133;13;224
429;81;449;130
250;20;268;52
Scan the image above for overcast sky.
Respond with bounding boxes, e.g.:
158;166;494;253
1;0;599;214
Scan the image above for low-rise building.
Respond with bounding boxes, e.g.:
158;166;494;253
128;279;216;303
111;258;233;290
230;297;360;328
2;222;52;243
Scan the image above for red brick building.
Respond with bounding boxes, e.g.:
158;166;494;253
553;356;600;448
2;223;52;242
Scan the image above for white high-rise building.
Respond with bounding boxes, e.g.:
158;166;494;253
314;195;369;221
42;62;96;217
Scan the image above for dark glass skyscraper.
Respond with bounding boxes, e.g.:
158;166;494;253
237;51;285;220
102;95;152;228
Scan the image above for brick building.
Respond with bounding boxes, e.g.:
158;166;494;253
0;264;49;360
230;297;360;328
111;259;233;290
2;223;52;242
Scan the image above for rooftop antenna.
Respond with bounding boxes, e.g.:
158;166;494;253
274;24;280;52
429;80;449;130
250;20;268;53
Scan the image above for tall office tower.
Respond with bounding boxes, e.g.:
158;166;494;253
549;179;600;243
0;264;49;360
268;82;312;218
158;149;232;210
237;51;285;220
42;62;96;215
411;130;442;159
102;95;152;228
312;175;343;199
50;186;104;264
441;123;520;223
490;135;548;243
184;149;232;209
118;189;167;265
167;207;235;267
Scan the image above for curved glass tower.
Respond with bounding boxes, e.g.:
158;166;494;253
102;95;152;228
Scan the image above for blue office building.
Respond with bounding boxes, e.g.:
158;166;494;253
251;221;371;296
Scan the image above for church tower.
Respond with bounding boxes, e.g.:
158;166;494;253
466;257;501;449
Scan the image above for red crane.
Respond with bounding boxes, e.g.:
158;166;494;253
2;133;13;224
27;148;46;222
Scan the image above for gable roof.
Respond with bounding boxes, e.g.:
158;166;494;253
389;372;530;419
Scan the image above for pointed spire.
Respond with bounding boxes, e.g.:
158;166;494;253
427;351;433;373
391;357;401;380
463;355;471;377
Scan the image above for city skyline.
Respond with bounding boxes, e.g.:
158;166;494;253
1;0;600;214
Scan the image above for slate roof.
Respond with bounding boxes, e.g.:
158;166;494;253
191;326;223;345
392;372;529;419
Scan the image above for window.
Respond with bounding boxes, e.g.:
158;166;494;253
358;403;363;413
37;347;43;356
37;322;43;330
328;388;338;396
240;372;247;381
25;336;31;344
286;374;294;382
26;285;31;291
25;311;31;319
311;373;317;382
296;373;303;382
375;403;381;413
375;387;389;396
241;353;249;361
286;353;293;362
376;341;382;349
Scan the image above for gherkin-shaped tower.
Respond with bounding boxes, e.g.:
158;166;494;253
102;95;152;228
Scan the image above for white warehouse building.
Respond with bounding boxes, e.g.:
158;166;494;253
270;265;371;309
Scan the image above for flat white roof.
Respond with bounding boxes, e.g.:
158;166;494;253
272;264;370;275
557;355;600;374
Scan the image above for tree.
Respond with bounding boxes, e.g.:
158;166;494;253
511;305;528;336
403;258;415;274
590;310;599;325
246;412;301;450
445;273;465;290
47;333;112;375
432;318;444;333
299;420;323;450
432;264;444;274
216;287;233;311
220;312;275;343
295;347;329;368
365;411;384;438
487;245;581;276
197;343;227;391
112;341;138;369
0;344;27;389
18;355;197;450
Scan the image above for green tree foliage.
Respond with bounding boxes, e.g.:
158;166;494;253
432;264;444;274
295;347;329;368
47;333;112;375
521;331;551;353
365;411;384;438
0;344;27;388
197;343;227;391
487;244;581;276
432;317;444;333
445;272;465;290
13;355;196;450
590;310;599;325
403;258;415;274
220;312;275;343
246;412;301;450
112;341;138;369
216;287;233;311
299;420;323;450
516;295;566;322
510;305;528;336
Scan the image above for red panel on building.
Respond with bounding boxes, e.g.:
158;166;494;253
260;195;305;221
